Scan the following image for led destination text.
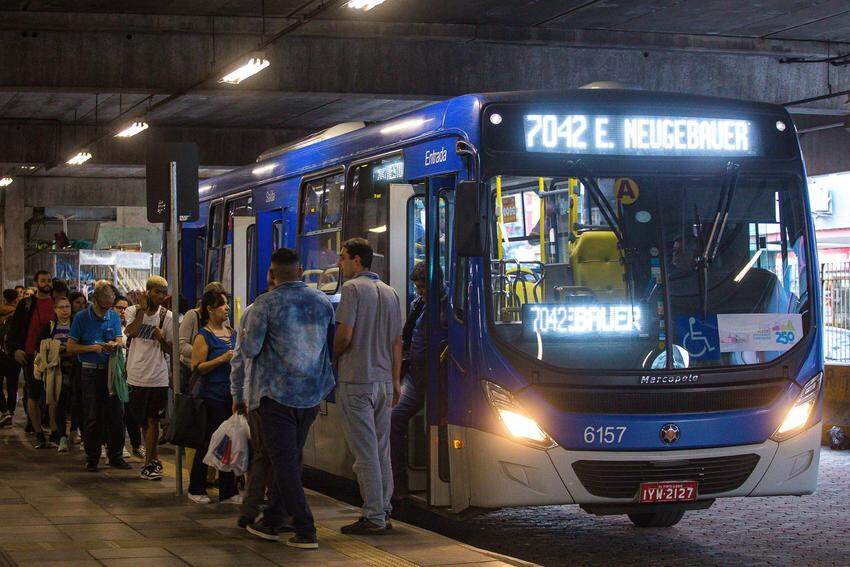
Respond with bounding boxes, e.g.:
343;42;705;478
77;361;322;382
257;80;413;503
523;114;755;156
524;304;642;337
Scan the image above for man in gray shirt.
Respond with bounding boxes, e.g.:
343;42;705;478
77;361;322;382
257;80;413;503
334;237;403;535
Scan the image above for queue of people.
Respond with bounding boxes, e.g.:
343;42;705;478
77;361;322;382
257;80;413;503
0;236;442;553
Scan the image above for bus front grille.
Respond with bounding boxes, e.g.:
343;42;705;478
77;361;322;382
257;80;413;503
532;381;788;414
572;454;761;498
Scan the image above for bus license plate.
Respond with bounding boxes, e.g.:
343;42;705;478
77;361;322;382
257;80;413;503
638;481;698;503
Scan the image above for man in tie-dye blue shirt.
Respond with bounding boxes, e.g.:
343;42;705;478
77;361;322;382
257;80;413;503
235;247;334;549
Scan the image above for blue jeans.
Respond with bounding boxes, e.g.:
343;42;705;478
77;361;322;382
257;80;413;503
339;381;393;527
390;366;426;490
259;397;318;537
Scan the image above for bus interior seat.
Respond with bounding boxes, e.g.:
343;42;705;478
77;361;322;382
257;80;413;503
569;230;626;299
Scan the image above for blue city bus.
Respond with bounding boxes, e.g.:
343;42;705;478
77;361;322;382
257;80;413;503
182;88;822;527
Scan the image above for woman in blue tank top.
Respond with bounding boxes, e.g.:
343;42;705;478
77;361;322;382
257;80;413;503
188;290;238;504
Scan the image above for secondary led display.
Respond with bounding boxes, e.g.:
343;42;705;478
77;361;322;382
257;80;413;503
523;303;642;338
523;114;756;156
372;158;404;182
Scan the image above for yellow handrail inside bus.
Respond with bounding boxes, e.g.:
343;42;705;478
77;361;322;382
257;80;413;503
538;177;546;263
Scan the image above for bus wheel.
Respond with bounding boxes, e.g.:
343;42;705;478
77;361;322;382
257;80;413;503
627;508;686;528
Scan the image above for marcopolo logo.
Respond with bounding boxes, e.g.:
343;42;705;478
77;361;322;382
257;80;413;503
640;374;699;385
425;147;448;166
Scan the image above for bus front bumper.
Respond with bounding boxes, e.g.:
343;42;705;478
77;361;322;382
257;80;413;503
464;422;821;509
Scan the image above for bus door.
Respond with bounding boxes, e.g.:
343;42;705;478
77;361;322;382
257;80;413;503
231;215;256;327
396;175;454;507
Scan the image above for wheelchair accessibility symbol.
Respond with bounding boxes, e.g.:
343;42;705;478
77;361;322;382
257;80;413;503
676;315;720;361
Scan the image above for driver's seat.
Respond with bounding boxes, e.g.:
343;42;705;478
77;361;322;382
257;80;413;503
570;231;626;299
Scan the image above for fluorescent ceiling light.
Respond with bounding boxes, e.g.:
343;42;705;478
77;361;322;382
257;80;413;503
0;177;13;187
380;117;428;135
66;151;92;165
368;225;387;233
21;165;37;171
347;0;386;9
734;248;764;283
219;57;270;85
252;163;277;176
115;121;149;138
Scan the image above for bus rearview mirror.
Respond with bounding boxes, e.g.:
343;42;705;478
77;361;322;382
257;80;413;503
454;180;485;257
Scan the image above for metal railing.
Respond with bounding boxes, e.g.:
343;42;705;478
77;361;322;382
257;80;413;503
822;262;850;364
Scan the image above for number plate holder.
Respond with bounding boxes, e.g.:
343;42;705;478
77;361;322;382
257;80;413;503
638;481;698;504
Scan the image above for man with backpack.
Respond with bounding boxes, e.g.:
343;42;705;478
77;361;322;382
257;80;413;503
124;276;173;481
7;271;55;448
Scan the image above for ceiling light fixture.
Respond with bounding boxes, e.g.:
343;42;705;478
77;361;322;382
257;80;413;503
21;165;37;171
66;151;92;166
347;0;386;9
219;57;270;85
115;121;149;138
0;177;13;187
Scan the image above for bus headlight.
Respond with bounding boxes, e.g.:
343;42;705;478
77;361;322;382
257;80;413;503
482;380;557;449
772;373;822;442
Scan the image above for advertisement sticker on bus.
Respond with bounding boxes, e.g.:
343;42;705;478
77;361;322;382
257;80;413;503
717;313;804;352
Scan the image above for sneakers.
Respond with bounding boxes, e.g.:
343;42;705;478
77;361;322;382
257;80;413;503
340;518;388;535
140;462;163;481
220;494;243;505
188;493;211;504
69;431;81;445
237;515;254;529
286;534;319;549
132;445;146;459
151;459;163;473
108;458;132;470
85;461;98;472
122;447;131;459
57;437;69;453
34;434;50;449
246;519;279;542
100;446;107;460
0;411;11;426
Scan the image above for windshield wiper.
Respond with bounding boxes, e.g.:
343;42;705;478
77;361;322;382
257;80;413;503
693;161;740;316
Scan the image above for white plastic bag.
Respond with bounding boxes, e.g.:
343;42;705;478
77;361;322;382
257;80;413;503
203;413;251;476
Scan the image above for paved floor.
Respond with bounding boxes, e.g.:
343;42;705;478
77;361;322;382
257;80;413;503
0;419;531;567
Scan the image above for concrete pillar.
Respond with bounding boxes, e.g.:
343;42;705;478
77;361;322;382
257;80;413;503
2;184;31;289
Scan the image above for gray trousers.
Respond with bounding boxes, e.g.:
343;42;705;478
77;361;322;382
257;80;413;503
241;409;272;520
339;380;393;527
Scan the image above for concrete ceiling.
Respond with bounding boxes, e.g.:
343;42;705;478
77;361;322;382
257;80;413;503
0;0;849;182
12;0;850;41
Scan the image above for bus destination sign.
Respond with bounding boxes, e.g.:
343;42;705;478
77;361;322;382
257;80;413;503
523;114;757;157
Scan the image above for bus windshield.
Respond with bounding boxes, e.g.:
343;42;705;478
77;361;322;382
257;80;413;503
487;173;810;371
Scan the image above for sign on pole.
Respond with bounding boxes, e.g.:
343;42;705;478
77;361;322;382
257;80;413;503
146;143;200;224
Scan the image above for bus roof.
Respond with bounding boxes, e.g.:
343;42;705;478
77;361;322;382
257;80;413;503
197;89;789;202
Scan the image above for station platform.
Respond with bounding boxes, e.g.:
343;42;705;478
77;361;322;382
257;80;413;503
0;419;533;567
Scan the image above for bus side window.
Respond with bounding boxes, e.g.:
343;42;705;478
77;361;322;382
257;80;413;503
347;155;402;282
194;235;205;303
206;202;224;283
299;172;344;293
272;220;283;248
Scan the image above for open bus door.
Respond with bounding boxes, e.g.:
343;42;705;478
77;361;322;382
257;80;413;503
393;176;454;508
231;215;256;327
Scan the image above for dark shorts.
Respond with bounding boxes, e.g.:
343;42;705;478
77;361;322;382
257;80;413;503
24;359;44;400
128;386;169;424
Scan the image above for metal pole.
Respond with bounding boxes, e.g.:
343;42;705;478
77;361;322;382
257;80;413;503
167;161;184;495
